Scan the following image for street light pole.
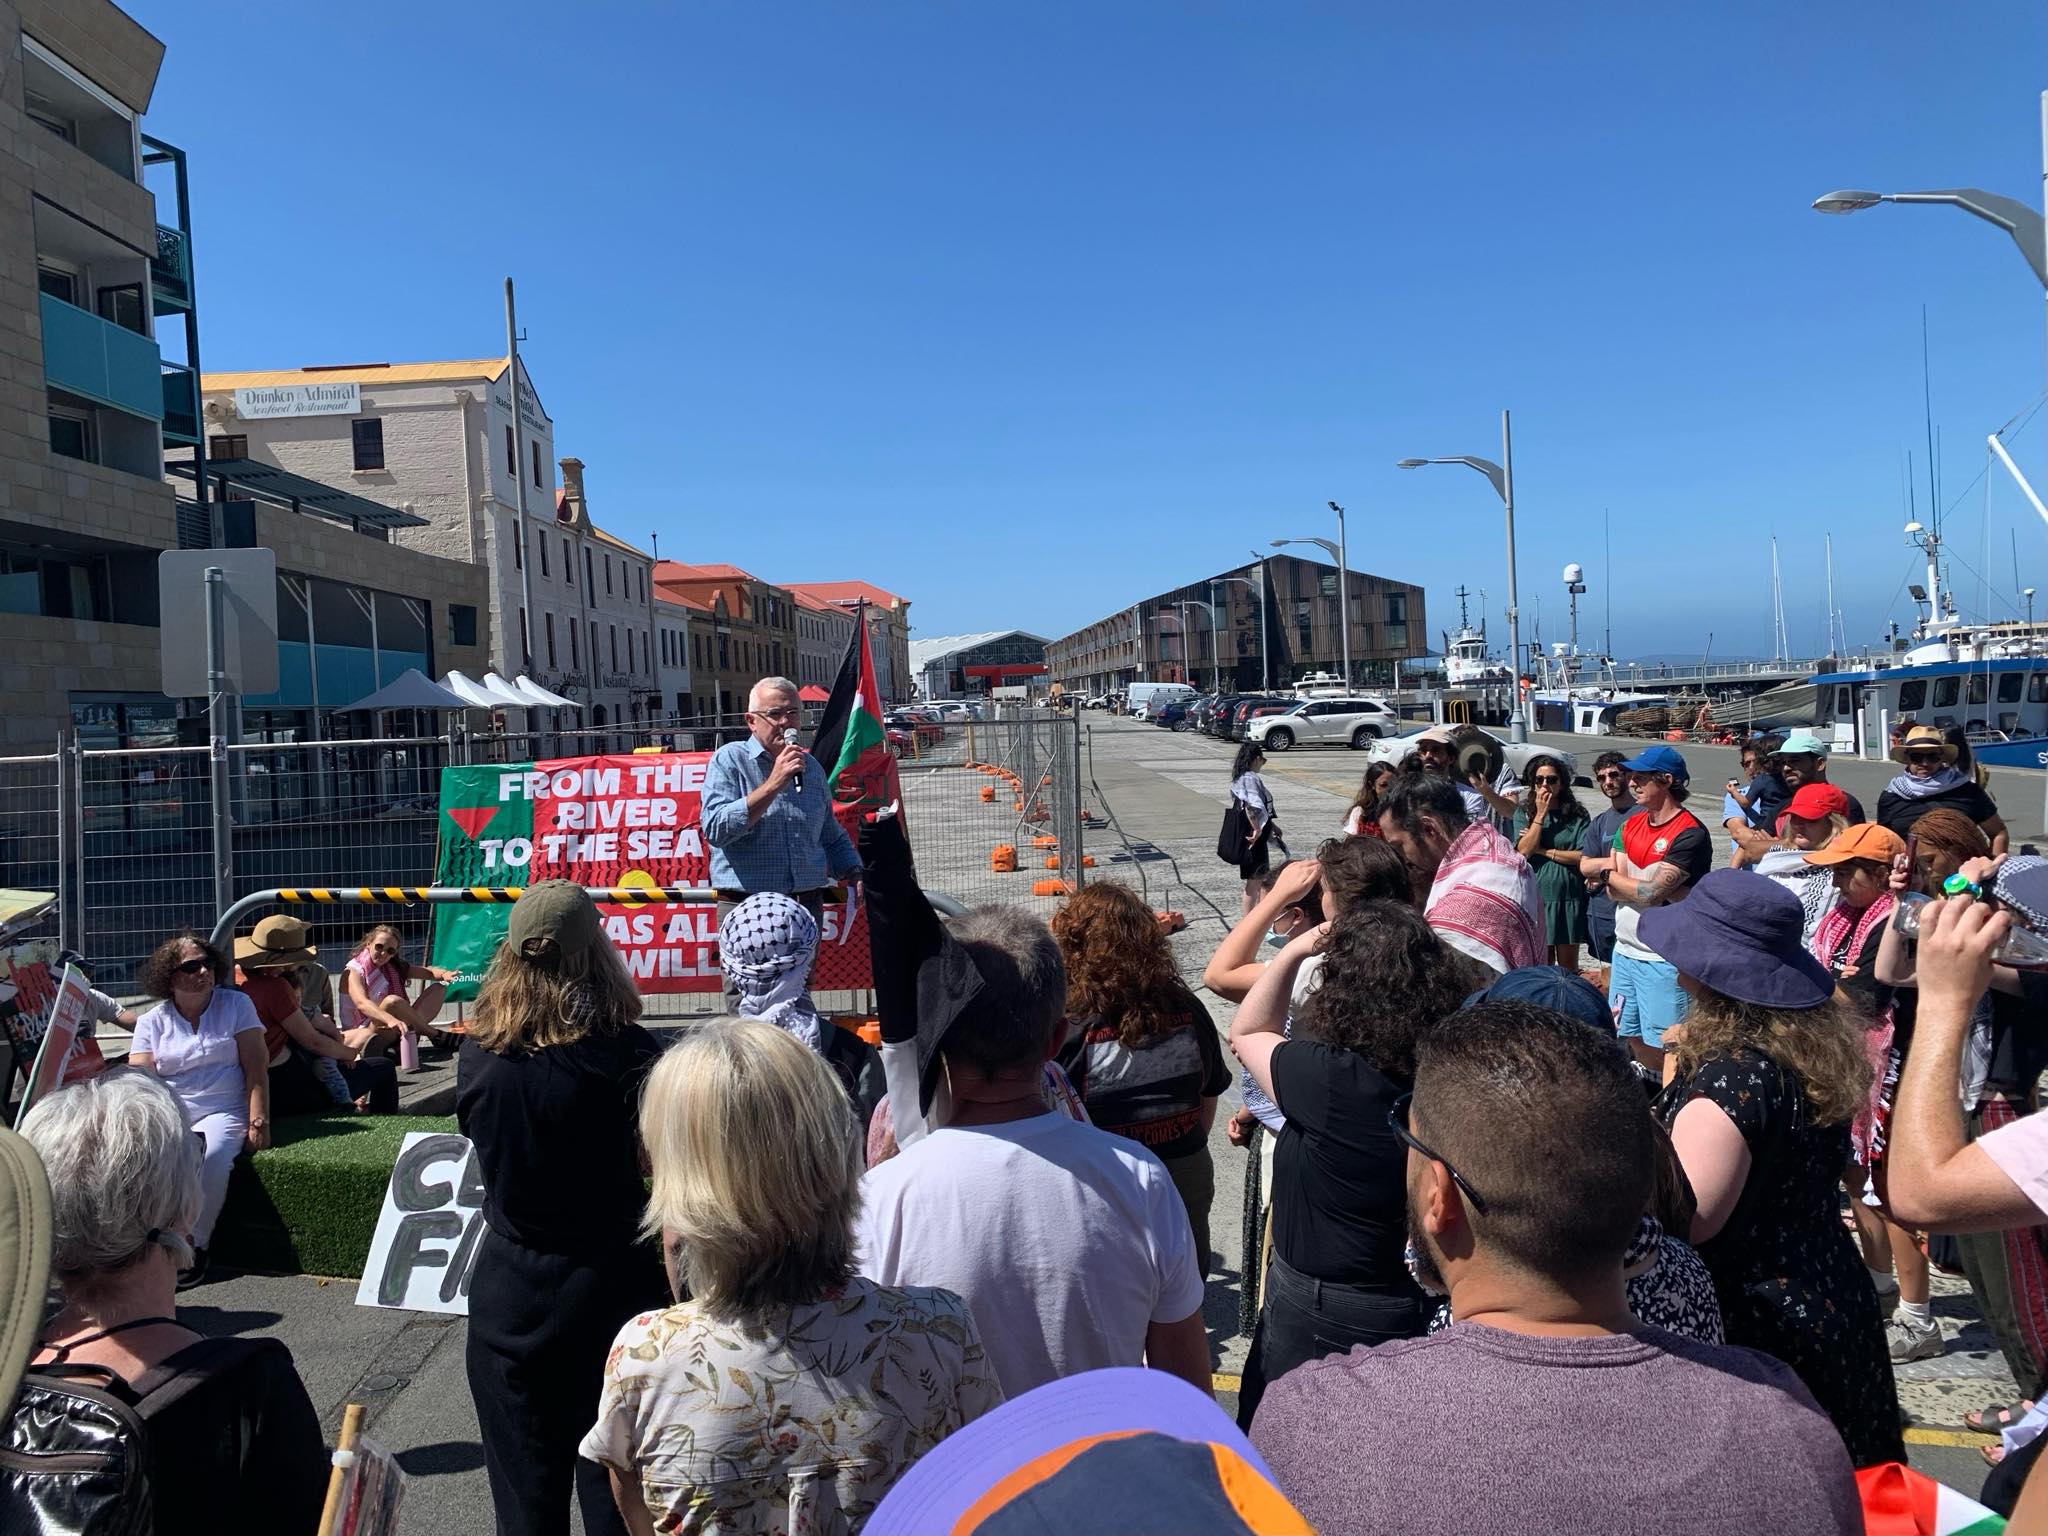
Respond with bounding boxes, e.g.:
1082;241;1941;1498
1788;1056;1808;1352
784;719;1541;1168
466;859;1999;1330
1271;531;1348;688
1327;501;1352;686
1246;550;1272;691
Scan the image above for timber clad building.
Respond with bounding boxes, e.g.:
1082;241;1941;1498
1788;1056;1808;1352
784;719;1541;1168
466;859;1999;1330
1046;554;1425;698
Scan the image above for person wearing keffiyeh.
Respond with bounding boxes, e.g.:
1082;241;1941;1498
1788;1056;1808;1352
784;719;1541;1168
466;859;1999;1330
1377;773;1541;977
718;893;826;1054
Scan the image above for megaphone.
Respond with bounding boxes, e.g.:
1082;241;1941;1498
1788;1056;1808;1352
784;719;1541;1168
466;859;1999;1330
1452;727;1504;786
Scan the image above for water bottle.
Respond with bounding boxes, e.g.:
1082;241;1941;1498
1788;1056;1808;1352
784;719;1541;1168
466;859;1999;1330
398;1029;422;1073
1891;891;2048;969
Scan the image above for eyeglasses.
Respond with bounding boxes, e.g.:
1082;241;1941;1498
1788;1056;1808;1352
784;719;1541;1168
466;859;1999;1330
752;706;800;721
370;942;398;956
173;957;212;977
1388;1093;1488;1214
1906;751;1945;765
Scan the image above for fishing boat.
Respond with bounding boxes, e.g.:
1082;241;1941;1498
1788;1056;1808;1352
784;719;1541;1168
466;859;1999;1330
1441;586;1509;686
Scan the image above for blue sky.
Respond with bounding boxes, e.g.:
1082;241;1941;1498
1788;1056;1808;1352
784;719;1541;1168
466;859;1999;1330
136;2;2048;659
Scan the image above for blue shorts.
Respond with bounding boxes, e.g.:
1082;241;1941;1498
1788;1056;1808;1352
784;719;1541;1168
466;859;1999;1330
1609;952;1687;1047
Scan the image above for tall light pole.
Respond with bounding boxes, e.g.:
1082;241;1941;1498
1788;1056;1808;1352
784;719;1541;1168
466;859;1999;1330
1215;573;1263;691
1398;409;1526;742
1247;549;1274;690
1180;597;1220;690
1272;501;1350;686
2029;587;2038;628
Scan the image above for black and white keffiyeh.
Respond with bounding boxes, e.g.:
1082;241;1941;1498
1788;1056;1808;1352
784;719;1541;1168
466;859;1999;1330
719;893;824;1051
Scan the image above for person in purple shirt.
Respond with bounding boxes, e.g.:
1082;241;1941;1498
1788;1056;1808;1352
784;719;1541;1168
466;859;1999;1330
1250;1000;1859;1536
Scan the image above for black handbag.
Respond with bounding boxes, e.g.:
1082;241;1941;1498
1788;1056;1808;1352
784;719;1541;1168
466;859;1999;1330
1216;802;1252;865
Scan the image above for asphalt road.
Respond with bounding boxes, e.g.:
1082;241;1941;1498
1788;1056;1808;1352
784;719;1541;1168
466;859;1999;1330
174;712;2010;1524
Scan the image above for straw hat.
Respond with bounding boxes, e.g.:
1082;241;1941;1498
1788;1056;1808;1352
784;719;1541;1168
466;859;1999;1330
1890;724;1957;766
233;913;320;970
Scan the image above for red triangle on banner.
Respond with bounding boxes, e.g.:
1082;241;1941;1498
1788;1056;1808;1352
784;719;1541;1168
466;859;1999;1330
446;806;498;841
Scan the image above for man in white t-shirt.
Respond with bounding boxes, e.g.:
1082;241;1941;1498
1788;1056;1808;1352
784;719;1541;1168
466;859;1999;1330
855;903;1210;1399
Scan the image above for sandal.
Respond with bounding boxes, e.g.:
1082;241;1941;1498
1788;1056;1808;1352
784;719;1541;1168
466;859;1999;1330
1965;1401;2035;1435
1984;1445;2007;1468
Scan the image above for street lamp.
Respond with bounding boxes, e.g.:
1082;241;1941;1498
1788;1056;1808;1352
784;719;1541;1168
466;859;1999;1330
1180;597;1221;691
1214;573;1265;692
1272;500;1350;686
1398;409;1527;742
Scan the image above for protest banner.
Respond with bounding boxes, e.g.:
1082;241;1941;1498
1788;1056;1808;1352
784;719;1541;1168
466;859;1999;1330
429;752;873;993
14;964;96;1127
354;1131;485;1315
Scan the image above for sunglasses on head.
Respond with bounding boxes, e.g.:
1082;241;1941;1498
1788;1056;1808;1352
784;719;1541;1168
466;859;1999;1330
1389;1093;1489;1214
173;957;212;976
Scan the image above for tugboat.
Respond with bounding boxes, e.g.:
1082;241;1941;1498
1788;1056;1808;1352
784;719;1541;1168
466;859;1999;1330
1442;586;1509;686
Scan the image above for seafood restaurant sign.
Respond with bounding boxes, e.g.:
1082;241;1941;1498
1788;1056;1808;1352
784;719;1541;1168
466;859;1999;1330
428;753;871;993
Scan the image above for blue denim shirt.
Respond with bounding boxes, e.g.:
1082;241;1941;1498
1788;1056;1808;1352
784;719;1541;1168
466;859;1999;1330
700;736;861;893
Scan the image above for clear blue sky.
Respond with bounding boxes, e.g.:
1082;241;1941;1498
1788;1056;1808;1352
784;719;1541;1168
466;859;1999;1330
136;1;2048;658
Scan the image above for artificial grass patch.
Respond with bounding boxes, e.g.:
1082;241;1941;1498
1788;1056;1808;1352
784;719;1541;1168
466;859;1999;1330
211;1112;457;1279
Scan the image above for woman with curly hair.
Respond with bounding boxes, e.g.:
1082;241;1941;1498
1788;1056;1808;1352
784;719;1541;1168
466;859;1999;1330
1512;752;1590;970
1645;868;1903;1467
1342;761;1398;837
1227;898;1473;1427
1053;881;1231;1277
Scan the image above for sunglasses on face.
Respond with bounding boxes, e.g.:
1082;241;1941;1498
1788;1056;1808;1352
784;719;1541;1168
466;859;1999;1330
1906;751;1944;765
173;957;212;977
1532;775;1564;785
371;942;398;956
1389;1093;1489;1214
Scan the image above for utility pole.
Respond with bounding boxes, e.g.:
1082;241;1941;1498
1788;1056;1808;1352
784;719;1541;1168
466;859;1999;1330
505;278;534;678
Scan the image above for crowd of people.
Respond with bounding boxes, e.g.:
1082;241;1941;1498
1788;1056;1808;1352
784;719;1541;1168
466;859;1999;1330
13;685;2048;1533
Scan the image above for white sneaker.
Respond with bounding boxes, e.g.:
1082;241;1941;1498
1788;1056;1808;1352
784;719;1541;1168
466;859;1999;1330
1888;1312;1943;1363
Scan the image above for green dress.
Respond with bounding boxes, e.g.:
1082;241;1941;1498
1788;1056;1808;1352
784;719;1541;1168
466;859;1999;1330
1513;810;1589;945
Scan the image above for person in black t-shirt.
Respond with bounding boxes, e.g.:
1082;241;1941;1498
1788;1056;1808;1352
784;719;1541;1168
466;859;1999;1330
1227;899;1473;1428
1877;724;2008;853
1052;882;1232;1277
457;882;668;1536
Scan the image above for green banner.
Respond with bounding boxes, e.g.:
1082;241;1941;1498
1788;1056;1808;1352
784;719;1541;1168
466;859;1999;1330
429;764;536;1001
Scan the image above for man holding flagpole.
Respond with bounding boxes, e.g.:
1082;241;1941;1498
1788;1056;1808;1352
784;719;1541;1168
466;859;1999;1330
701;674;863;955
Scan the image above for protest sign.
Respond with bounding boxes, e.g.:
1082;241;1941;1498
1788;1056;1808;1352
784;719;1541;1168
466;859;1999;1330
354;1131;485;1315
429;752;872;992
14;964;95;1127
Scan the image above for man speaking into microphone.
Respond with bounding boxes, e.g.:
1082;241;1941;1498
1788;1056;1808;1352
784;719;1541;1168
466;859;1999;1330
700;677;863;987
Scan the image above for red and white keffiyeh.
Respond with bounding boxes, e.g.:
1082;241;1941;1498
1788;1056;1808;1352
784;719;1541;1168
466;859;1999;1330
1426;821;1544;974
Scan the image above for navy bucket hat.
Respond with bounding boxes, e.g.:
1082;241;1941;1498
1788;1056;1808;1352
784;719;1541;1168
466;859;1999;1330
1636;868;1835;1010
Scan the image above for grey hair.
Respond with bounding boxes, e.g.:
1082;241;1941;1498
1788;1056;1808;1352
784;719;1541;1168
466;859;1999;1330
942;905;1069;1077
748;677;800;711
21;1068;201;1286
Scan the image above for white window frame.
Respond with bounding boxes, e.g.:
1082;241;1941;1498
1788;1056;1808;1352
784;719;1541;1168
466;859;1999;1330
21;37;139;180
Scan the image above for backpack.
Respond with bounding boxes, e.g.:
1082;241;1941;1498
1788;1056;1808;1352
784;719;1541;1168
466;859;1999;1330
0;1336;267;1535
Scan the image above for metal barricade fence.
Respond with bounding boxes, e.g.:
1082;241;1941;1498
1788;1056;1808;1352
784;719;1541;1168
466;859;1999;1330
28;706;1087;1000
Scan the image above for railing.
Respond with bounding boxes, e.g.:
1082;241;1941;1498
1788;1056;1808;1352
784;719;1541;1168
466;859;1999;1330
38;293;163;421
161;362;198;445
151;223;192;313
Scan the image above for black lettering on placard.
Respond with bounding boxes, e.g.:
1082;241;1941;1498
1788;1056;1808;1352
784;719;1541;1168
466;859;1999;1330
440;1208;487;1304
377;1211;464;1306
392;1133;471;1212
457;1144;486;1208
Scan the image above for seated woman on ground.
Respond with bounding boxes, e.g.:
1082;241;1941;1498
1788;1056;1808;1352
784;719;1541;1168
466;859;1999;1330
19;1068;329;1529
233;913;399;1115
339;923;458;1053
582;1020;1003;1533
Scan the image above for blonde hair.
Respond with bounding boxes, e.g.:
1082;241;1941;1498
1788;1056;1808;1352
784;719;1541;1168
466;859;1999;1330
1670;988;1870;1128
639;1020;860;1318
467;927;642;1053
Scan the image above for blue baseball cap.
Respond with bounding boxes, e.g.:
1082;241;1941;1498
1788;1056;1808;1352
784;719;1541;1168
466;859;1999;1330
1465;965;1613;1033
1618;745;1689;781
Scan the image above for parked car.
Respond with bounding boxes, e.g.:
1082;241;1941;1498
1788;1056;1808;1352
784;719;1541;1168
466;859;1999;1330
1126;682;1198;719
1366;726;1579;785
1245;696;1400;752
1156;698;1196;731
1205;694;1244;737
883;710;945;747
884;725;916;757
1228;695;1295;740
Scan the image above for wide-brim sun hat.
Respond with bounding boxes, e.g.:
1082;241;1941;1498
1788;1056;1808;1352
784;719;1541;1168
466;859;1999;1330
232;912;319;970
1636;868;1835;1010
1891;724;1958;765
0;1126;52;1409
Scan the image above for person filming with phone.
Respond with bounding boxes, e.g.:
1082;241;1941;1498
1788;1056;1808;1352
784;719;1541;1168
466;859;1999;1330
701;677;864;984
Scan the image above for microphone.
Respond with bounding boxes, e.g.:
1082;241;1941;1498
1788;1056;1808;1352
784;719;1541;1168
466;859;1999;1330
787;727;804;794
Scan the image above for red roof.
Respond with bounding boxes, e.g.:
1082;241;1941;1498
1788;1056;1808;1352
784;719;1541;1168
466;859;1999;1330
798;684;830;702
657;560;758;583
784;580;908;609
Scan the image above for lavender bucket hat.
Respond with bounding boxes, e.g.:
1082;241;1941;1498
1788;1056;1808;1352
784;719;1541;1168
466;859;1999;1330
1636;868;1835;1010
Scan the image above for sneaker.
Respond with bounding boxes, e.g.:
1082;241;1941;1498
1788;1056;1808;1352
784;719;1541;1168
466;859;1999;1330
175;1245;208;1291
1888;1311;1943;1363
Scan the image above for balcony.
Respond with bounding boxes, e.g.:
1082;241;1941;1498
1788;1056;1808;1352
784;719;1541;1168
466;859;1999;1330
151;225;192;314
40;293;162;422
161;363;198;445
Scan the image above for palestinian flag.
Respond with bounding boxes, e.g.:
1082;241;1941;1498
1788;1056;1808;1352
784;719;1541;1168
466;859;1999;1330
811;599;903;833
1856;1463;2006;1535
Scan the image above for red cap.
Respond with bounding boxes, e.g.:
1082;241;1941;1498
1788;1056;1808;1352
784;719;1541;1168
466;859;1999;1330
1783;782;1850;822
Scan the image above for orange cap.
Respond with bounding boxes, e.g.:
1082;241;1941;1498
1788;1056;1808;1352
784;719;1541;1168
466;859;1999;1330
1803;822;1905;867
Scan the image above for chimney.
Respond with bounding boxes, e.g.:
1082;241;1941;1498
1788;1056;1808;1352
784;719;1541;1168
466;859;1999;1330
558;456;586;509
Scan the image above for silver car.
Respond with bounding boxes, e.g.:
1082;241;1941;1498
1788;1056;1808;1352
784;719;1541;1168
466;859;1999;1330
1245;697;1400;752
1367;726;1580;784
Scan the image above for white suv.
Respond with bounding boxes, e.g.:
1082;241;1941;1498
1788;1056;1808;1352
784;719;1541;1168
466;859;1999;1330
1247;697;1399;751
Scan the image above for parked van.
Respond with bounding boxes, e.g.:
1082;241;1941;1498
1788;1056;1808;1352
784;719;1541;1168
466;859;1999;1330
1125;681;1197;718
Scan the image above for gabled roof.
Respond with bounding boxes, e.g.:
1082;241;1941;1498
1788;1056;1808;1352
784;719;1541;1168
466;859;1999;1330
784;580;909;609
659;560;760;582
203;358;511;389
792;589;852;616
592;525;651;560
655;591;713;615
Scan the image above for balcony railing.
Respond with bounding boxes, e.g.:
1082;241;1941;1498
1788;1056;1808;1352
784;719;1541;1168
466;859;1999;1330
161;363;198;445
151;224;192;314
40;293;163;422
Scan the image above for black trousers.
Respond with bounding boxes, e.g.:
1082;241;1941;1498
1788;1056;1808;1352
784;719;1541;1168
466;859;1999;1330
1237;1250;1426;1429
269;1046;399;1116
465;1225;668;1536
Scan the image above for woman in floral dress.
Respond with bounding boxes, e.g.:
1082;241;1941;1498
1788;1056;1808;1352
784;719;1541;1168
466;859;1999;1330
582;1020;1002;1534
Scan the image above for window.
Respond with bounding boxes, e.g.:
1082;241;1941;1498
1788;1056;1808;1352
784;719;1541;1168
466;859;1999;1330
1999;671;2025;704
718;632;730;669
1898;679;1927;711
1295;600;1313;650
531;440;542;487
505;425;516;475
37;265;76;304
627;629;635;672
2031;674;2048;704
1834;686;1852;716
570;619;580;670
451;604;478;647
644;631;651;674
1969;672;1990;705
584;548;594;602
538;535;549;578
546;612;557;667
351;417;385;471
48;408;91;462
96;284;144;334
512;521;522;569
605;555;614;596
24;90;74;143
519;608;530;664
1932;676;1960;708
209;433;248;461
611;625;619;672
563;537;572;583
